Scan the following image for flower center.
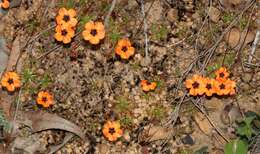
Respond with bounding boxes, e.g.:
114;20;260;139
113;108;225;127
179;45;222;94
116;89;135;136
219;72;225;78
122;46;128;52
90;29;97;36
192;81;199;89
206;84;212;90
7;78;14;84
220;84;225;89
61;30;68;36
63;15;70;22
108;127;116;135
42;97;48;103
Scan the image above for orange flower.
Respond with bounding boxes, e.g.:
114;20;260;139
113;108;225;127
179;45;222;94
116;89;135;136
215;79;236;95
185;75;205;96
141;80;157;92
202;78;217;97
115;39;135;59
54;24;75;44
36;91;54;108
56;8;78;27
82;21;105;45
1;71;21;92
215;67;229;81
0;0;10;9
102;121;123;141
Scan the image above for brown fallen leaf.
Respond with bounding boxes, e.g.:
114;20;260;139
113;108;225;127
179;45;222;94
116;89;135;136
21;111;86;141
225;27;241;48
6;36;21;71
225;27;256;49
194;112;213;135
140;125;173;142
11;134;46;154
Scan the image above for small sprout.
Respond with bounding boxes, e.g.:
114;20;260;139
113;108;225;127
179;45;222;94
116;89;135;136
115;39;135;59
102;121;123;141
150;106;166;120
54;24;75;44
22;68;36;84
36;91;54;108
141;80;157;92
82;21;105;45
1;72;21;92
0;0;9;9
56;8;78;27
120;116;133;127
115;97;130;113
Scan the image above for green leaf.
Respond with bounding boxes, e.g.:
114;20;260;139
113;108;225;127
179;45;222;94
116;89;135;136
224;139;248;154
236;116;256;139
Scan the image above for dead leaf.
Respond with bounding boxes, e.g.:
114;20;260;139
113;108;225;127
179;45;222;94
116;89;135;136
194;112;213;135
6;36;21;71
140;125;173;142
11;135;46;154
22;111;86;141
225;27;241;48
208;7;221;23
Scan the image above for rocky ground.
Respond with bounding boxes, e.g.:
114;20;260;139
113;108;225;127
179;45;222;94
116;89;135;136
0;0;259;154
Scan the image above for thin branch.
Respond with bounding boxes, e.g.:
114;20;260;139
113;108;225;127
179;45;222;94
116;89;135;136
140;0;149;58
248;30;260;63
104;0;117;28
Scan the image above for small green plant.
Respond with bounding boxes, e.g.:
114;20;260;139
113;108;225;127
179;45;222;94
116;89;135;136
39;74;52;88
108;19;121;43
151;24;168;41
22;68;36;84
224;53;236;67
27;18;39;33
239;17;247;30
150;106;166;120
0;110;10;131
222;13;235;23
224;112;260;154
120;115;133;127
115;97;130;113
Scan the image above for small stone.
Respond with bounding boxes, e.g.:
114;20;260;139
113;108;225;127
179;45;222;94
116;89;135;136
181;134;195;145
166;9;178;23
37;68;45;75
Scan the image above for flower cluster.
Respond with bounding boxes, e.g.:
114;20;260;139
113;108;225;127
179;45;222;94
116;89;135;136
55;8;77;44
141;79;157;92
102;121;123;141
185;67;236;96
0;0;10;9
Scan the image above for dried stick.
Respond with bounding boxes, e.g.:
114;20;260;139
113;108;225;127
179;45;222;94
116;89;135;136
140;0;149;58
104;0;117;28
248;30;260;63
